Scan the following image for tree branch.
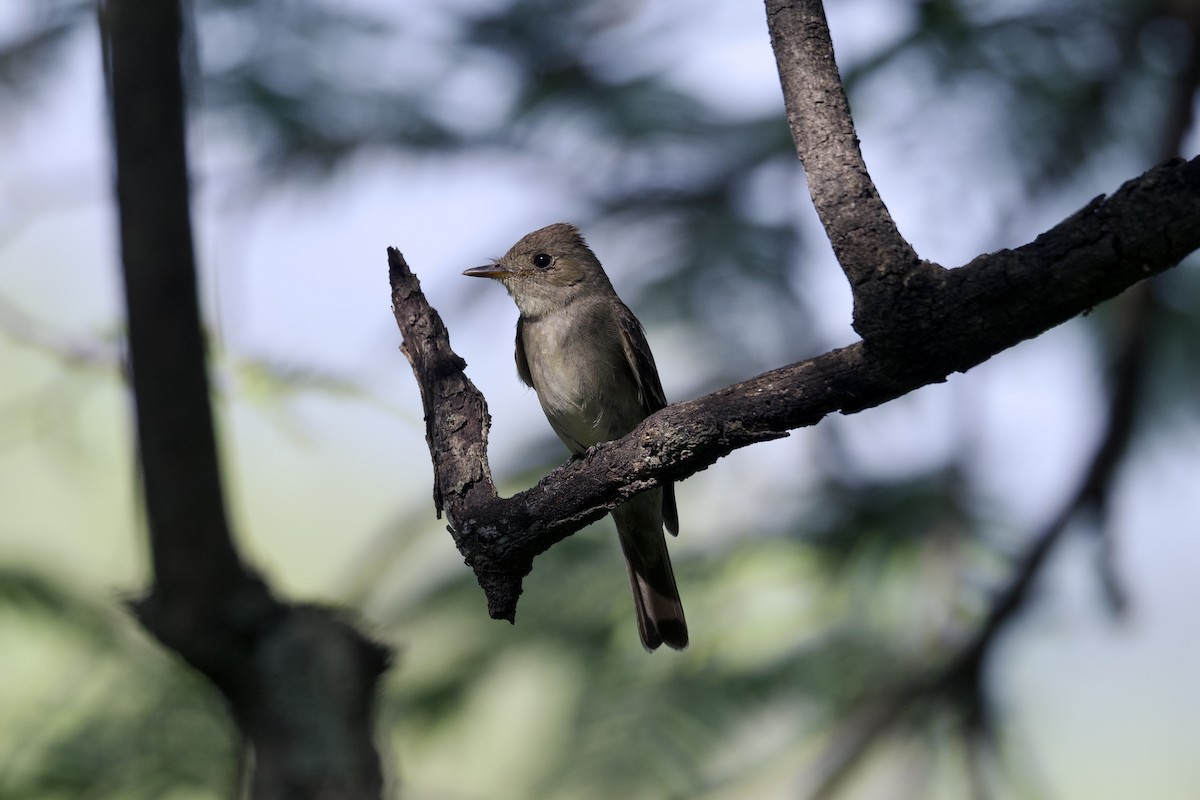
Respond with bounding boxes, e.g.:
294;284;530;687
796;289;1158;795
101;2;388;796
389;155;1200;623
765;0;929;343
103;0;242;612
793;5;1200;780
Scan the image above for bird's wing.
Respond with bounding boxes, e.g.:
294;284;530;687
515;316;534;388
614;302;668;414
615;301;678;535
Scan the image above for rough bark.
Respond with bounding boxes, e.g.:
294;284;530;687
765;0;926;343
388;155;1200;622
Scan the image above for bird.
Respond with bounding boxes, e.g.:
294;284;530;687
463;222;687;651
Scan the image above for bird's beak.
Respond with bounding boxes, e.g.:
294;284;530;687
463;264;511;279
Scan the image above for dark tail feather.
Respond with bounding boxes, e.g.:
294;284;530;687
663;482;679;536
614;493;687;651
624;556;688;651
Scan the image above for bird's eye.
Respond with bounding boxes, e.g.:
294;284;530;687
532;253;552;269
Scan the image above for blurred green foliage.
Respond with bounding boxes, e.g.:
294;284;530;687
1;0;1197;798
0;567;238;798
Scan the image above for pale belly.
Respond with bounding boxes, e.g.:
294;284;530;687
529;354;644;454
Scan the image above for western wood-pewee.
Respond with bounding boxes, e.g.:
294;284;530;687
464;222;687;651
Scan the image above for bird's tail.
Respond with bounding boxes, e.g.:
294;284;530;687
613;490;688;651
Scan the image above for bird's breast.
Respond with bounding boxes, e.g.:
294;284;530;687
520;310;644;453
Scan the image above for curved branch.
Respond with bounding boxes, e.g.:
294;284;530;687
765;0;930;342
389;156;1200;622
796;280;1159;795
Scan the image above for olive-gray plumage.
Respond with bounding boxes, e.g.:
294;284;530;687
463;222;686;651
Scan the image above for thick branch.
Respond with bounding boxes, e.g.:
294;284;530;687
796;285;1158;796
765;0;929;342
797;29;1200;784
102;2;388;796
390;156;1200;623
104;0;241;610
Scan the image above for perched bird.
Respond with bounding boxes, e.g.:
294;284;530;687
464;222;687;651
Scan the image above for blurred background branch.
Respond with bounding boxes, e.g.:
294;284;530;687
99;0;389;796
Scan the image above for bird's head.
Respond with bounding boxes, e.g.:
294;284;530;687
464;222;613;317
